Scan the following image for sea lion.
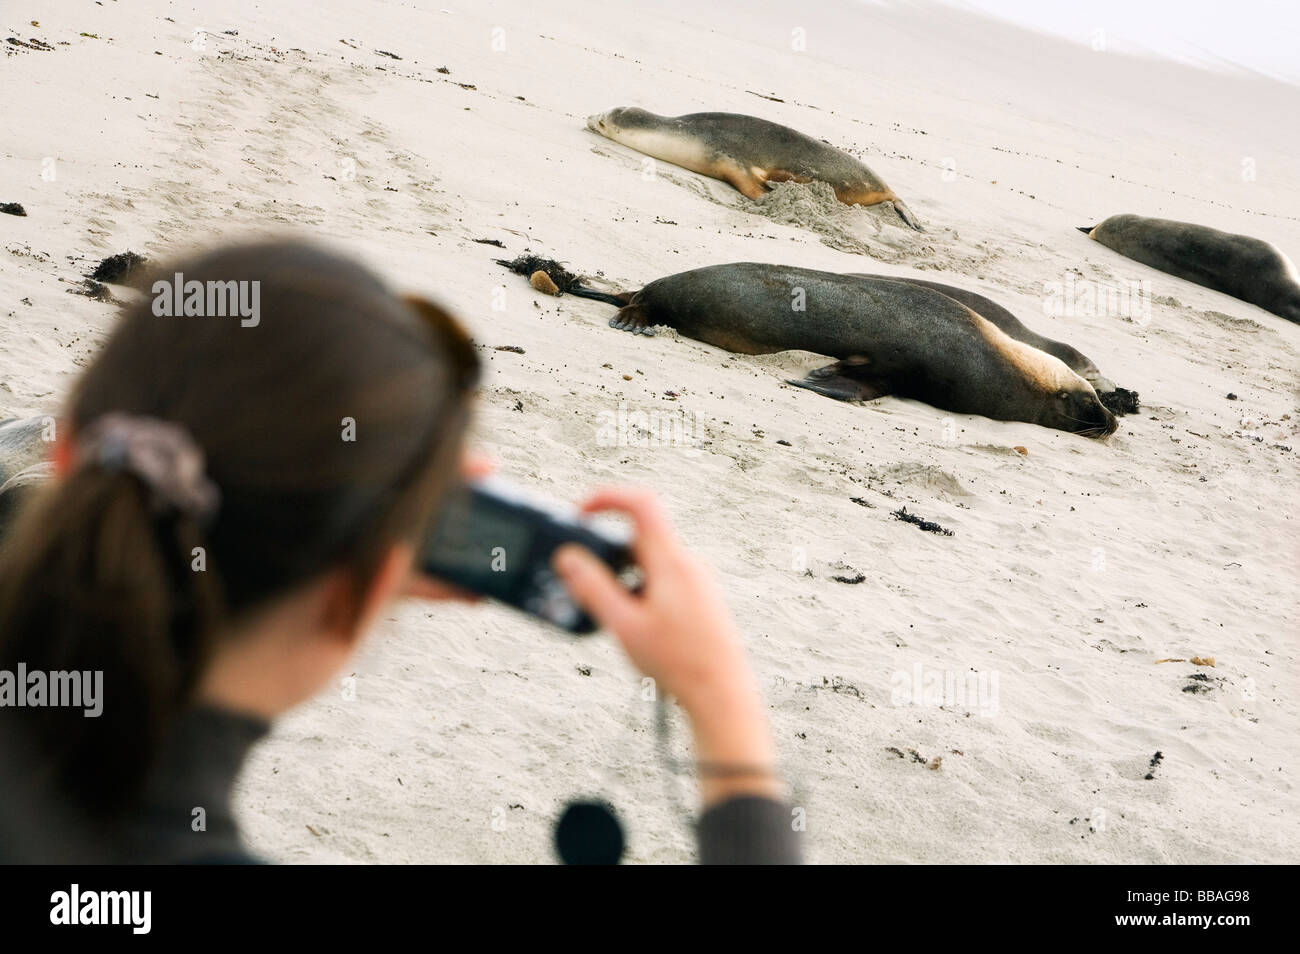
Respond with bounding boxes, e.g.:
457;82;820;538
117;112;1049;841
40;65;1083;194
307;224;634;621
1081;214;1300;324
586;108;922;231
847;273;1114;390
0;417;48;483
0;416;51;539
602;264;1116;437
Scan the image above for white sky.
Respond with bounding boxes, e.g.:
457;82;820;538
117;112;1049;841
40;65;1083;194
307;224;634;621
948;0;1300;84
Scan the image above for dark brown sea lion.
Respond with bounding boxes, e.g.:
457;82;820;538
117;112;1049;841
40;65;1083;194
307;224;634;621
847;273;1112;390
1081;214;1300;324
596;264;1116;437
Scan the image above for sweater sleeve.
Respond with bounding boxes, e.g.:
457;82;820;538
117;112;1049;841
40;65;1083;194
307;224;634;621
697;795;802;864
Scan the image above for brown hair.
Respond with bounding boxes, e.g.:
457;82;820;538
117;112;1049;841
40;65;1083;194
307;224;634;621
0;239;478;817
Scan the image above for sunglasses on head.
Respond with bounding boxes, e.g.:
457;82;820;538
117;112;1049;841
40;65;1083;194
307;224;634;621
401;294;481;395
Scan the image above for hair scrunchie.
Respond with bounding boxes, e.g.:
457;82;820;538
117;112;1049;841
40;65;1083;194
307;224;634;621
78;412;220;524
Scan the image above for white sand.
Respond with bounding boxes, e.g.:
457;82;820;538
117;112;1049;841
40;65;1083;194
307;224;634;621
2;0;1296;863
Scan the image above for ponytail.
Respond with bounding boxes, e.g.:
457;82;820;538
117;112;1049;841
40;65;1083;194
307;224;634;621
0;463;225;816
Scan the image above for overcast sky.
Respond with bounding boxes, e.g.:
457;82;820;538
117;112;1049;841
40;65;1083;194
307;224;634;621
947;0;1300;84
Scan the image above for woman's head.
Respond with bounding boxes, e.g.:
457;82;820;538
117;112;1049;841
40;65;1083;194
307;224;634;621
0;239;478;816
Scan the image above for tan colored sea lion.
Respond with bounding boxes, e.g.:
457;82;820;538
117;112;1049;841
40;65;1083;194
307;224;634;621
1081;214;1300;324
587;108;922;231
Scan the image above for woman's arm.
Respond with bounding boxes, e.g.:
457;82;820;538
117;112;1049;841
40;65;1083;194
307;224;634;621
554;488;800;863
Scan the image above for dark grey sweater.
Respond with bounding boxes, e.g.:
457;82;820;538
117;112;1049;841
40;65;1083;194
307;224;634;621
120;705;801;865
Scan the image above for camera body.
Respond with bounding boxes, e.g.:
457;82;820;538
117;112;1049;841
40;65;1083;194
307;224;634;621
421;477;634;633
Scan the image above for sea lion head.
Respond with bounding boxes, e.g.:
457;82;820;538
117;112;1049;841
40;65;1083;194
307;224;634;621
587;107;655;136
1276;266;1300;323
996;332;1118;438
1053;343;1107;386
1269;249;1300;323
1039;380;1118;437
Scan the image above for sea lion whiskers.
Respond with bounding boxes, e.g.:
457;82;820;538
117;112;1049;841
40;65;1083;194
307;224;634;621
1062;412;1118;438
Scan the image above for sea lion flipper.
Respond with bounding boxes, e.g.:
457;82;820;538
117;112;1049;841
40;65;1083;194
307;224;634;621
891;199;924;232
609;304;656;336
787;360;890;402
724;165;768;200
759;169;808;187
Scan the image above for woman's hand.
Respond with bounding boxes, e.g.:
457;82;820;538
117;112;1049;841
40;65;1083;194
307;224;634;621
553;488;781;803
552;488;746;711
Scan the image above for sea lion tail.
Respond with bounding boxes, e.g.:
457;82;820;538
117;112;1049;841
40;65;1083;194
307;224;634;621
1077;225;1095;235
893;200;923;232
567;286;634;307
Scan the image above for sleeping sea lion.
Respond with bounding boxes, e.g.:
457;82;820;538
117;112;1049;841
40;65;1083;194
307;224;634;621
587;108;922;230
600;264;1116;437
1081;214;1300;324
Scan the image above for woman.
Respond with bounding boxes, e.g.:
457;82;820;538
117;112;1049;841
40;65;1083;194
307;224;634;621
0;240;798;864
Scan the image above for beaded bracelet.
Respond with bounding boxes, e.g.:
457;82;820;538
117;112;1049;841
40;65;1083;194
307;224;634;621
697;762;779;779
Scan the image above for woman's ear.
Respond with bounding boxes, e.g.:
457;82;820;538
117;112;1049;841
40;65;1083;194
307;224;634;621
320;542;418;647
53;426;73;476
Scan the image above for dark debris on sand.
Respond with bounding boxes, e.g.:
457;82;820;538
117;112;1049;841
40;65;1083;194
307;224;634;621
1182;672;1214;695
1143;750;1163;780
0;203;26;217
893;507;953;536
6;37;55;51
90;251;149;285
69;279;116;303
1099;387;1141;416
495;255;585;294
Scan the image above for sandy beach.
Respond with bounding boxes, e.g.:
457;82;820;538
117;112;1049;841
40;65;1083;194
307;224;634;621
2;0;1297;863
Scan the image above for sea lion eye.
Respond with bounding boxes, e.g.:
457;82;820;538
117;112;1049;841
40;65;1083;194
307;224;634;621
1057;390;1069;400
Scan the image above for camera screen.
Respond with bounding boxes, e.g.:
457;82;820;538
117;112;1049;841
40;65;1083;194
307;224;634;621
425;493;535;586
